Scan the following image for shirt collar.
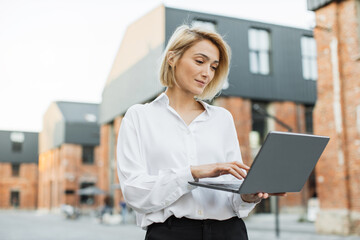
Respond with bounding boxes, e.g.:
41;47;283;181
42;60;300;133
153;92;211;118
153;92;169;105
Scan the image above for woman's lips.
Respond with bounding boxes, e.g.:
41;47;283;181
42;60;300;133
195;79;206;86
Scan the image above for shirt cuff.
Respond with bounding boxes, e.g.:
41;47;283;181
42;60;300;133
176;166;197;192
231;194;258;218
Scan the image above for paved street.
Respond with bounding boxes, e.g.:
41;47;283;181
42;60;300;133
0;210;144;240
245;214;360;240
0;210;359;240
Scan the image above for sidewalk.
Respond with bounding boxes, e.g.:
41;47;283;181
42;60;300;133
245;213;360;240
0;210;359;240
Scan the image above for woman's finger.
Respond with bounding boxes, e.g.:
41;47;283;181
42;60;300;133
231;164;247;179
227;167;243;180
234;161;250;171
216;164;242;179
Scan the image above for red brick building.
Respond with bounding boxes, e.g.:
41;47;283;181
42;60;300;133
308;0;360;235
100;6;318;215
0;130;38;209
38;102;102;211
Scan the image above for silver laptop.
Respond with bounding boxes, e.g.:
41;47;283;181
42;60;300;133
188;131;329;194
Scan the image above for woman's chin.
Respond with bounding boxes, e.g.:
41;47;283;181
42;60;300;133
191;87;205;96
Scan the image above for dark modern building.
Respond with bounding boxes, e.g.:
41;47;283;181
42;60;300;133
100;5;318;213
101;6;316;123
0;130;38;209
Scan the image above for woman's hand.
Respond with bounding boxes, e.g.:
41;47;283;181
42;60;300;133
190;161;250;180
241;192;287;203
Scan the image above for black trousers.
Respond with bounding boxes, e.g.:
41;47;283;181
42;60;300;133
145;216;248;240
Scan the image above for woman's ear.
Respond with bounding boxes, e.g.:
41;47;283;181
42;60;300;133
167;51;175;67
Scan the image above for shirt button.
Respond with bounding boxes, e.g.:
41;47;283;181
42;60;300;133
197;210;203;216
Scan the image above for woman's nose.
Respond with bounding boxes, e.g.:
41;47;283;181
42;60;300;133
201;66;211;79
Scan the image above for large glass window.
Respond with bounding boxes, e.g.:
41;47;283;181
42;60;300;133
301;36;317;80
248;28;271;75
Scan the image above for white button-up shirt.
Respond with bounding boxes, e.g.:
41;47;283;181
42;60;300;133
117;92;257;228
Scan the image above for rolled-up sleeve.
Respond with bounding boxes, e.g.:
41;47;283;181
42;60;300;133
117;110;196;214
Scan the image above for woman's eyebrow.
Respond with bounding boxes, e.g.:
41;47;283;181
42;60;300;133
194;53;219;63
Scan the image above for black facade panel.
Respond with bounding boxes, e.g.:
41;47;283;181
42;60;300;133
64;123;100;146
52;102;100;149
165;8;316;104
0;131;38;163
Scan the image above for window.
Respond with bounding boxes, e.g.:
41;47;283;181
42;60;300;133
305;105;314;134
301;36;317;80
82;146;94;164
191;19;216;32
251;102;269;146
10;191;20;207
12;142;22;152
79;182;95;205
12;164;20;177
84;113;97;122
65;190;75;195
248;28;271;75
10;132;24;153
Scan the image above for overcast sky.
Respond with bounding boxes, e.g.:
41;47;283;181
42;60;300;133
0;0;315;132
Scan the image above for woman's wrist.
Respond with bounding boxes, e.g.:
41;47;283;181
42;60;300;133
190;166;199;182
241;194;261;203
240;194;252;203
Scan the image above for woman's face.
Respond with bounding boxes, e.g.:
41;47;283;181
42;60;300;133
172;39;220;96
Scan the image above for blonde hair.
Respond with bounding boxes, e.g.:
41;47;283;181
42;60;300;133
159;25;231;101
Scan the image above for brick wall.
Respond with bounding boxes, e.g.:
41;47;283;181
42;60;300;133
313;0;360;235
214;97;252;165
38;144;101;210
113;116;124;211
98;124;110;206
99;119;124;212
216;97;314;212
0;163;38;209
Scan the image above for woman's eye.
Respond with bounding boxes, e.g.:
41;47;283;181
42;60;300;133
195;60;203;64
211;66;218;71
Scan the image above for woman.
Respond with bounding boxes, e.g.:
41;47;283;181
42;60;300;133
117;25;284;240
